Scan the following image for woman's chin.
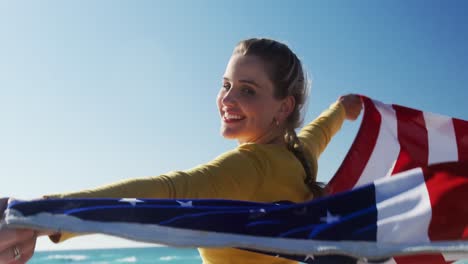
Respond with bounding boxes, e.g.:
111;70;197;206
220;129;242;140
221;132;239;140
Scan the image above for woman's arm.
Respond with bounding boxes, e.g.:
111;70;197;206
43;146;265;242
46;147;264;201
298;94;362;159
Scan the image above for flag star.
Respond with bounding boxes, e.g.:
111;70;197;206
358;257;368;263
304;254;315;261
294;207;307;215
119;198;144;206
177;200;193;207
248;208;267;219
320;210;340;224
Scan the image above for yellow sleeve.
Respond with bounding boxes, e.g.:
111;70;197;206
298;101;346;159
46;145;265;242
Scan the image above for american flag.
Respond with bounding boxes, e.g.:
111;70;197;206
327;95;468;263
3;96;468;263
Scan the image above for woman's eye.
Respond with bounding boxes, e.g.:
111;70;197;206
242;87;256;95
222;83;231;90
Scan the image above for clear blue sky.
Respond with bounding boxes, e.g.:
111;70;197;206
1;0;467;251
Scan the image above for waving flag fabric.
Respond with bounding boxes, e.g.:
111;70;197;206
329;96;468;193
3;96;468;263
328;96;468;263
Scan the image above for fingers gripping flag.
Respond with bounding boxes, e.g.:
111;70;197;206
3;96;468;263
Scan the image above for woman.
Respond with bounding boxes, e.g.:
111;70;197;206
0;38;362;264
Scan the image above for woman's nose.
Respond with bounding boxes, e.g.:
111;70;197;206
221;89;237;106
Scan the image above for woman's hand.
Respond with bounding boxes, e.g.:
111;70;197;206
0;198;37;264
339;94;363;121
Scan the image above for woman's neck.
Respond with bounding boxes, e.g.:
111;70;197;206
237;130;286;146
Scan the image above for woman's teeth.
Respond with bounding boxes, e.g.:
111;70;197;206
225;113;243;120
223;113;245;121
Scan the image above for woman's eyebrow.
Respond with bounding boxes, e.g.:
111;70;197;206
223;77;260;88
239;79;260;88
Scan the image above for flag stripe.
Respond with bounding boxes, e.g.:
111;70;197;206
354;100;400;187
328;96;381;194
443;253;468;262
381;258;398;264
454;117;468;161
394;254;450;264
391;105;429;174
375;168;431;243
424;162;468;241
424;112;459;164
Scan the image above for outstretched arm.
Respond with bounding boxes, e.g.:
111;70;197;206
45;147;263;201
42;145;265;243
298;94;363;159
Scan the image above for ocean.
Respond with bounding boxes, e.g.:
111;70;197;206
30;247;201;264
30;247;468;263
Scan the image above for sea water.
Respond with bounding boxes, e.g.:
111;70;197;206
29;247;468;263
30;247;201;264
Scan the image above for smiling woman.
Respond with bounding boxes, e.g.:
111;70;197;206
0;38;362;264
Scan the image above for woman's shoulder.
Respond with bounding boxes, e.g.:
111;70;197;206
235;143;296;165
210;143;295;171
236;142;289;154
210;143;285;163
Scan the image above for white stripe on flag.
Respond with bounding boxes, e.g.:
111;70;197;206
381;258;397;264
375;168;431;243
442;253;468;261
354;100;400;188
424;111;459;164
357;257;399;264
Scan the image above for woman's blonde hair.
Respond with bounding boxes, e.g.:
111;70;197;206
233;38;325;198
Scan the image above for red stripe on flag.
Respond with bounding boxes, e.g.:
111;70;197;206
394;254;454;264
391;105;428;175
453;117;468;161
424;161;468;240
328;96;380;194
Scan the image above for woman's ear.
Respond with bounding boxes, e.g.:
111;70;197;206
278;96;296;122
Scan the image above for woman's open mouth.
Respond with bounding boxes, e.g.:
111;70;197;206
223;113;246;123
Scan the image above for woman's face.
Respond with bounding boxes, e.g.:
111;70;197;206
217;54;286;144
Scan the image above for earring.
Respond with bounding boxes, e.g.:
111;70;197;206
274;118;280;126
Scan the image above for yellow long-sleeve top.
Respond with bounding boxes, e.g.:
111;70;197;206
48;102;346;264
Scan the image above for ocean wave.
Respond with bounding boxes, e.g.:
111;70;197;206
159;255;178;261
44;254;88;261
159;255;201;261
115;256;137;262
